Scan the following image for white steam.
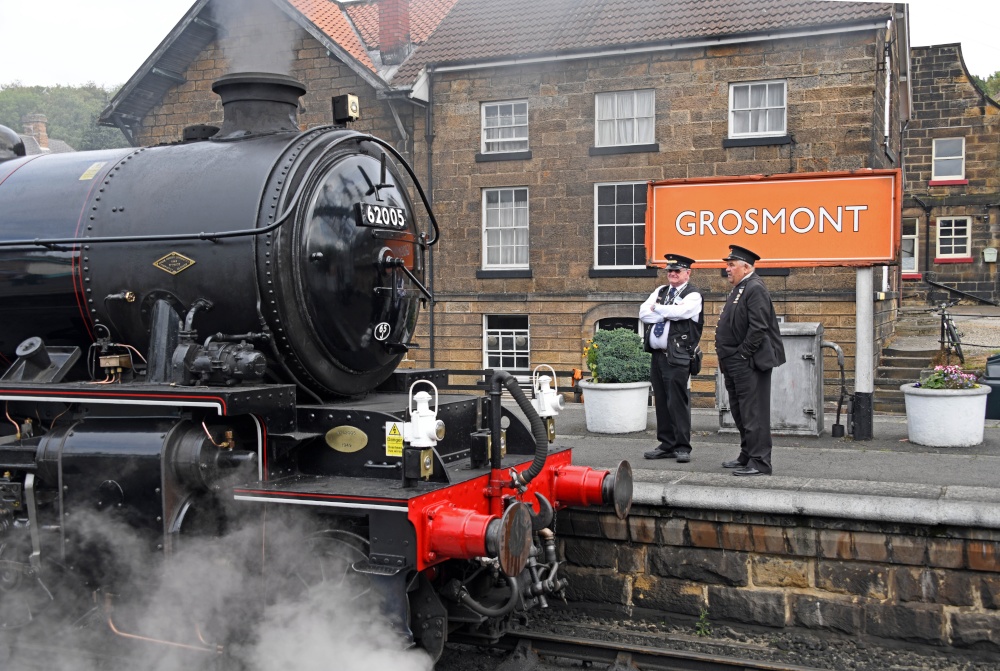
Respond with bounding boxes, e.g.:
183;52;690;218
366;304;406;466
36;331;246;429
3;510;432;671
209;0;296;76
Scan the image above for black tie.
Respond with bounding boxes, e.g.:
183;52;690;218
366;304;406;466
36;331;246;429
653;287;677;338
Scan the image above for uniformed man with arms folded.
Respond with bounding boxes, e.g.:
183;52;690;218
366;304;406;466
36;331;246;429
639;254;703;463
715;245;786;476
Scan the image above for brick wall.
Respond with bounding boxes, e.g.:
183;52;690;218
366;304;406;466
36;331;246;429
558;506;1000;650
407;29;902;398
134;3;409;152
902;45;1000;304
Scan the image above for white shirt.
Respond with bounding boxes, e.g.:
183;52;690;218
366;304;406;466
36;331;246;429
639;281;703;351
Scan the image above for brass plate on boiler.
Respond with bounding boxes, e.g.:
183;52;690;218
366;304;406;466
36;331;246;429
153;252;196;275
326;426;369;453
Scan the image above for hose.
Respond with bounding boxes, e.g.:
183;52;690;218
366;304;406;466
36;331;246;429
821;341;847;435
490;371;548;487
458;576;521;618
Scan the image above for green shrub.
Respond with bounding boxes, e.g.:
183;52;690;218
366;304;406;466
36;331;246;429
587;328;650;384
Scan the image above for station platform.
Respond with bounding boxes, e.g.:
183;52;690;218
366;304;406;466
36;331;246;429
543;403;1000;529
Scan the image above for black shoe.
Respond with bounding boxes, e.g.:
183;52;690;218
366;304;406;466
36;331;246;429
733;466;768;476
721;459;745;469
675;452;691;463
644;448;677;460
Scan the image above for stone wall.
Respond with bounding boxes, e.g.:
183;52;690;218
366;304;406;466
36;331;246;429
134;2;409;152
407;28;902;398
557;506;1000;650
902;45;1000;305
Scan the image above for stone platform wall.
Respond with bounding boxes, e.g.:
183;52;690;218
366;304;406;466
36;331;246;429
557;505;1000;651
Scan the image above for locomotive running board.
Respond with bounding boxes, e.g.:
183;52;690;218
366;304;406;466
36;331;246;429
0;383;297;432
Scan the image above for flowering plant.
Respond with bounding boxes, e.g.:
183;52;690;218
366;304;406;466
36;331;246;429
917;365;980;390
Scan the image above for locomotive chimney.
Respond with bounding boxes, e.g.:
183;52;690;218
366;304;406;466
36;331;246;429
211;72;306;138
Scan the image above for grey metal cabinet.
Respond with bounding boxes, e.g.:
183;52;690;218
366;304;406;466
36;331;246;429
716;322;825;436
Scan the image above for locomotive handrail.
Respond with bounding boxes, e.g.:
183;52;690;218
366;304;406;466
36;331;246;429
0;133;440;249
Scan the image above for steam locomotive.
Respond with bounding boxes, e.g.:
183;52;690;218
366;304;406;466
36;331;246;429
0;73;631;664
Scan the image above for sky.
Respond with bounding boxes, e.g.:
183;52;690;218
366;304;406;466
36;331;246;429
0;0;998;88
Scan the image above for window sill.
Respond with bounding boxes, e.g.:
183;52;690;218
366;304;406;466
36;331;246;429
589;267;659;278
901;272;923;280
589;143;659;156
933;257;974;264
723;134;792;148
475;150;532;162
928;179;968;186
476;269;532;279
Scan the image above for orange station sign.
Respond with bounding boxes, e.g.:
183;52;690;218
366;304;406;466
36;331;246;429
646;170;901;268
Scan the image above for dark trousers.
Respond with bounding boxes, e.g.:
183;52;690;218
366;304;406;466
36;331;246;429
650;351;691;455
719;355;773;473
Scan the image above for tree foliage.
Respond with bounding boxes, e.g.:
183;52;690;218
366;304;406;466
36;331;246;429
0;82;129;151
971;71;1000;100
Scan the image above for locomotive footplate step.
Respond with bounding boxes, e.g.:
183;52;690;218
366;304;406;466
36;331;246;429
0;382;297;429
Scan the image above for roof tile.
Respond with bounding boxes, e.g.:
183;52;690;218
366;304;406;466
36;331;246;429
395;0;893;84
347;0;459;50
290;0;376;70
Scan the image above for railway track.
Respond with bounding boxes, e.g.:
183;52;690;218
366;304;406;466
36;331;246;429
451;630;830;671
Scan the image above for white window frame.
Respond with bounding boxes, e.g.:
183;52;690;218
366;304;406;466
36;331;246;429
932;137;965;181
728;80;787;138
482;187;530;269
593;182;647;269
936;216;971;259
481;100;529;154
901;217;919;272
594;90;655;147
483;315;530;372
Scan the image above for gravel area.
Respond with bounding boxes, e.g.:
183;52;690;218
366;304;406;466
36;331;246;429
435;607;1000;670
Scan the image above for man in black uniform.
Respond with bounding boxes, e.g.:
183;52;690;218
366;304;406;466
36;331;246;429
640;254;703;463
714;245;785;476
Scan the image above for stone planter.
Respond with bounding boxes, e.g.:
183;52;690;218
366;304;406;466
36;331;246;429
900;383;991;447
578;379;650;434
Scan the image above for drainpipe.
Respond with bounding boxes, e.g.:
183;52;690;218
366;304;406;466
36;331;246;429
912;196;932;280
425;67;436;366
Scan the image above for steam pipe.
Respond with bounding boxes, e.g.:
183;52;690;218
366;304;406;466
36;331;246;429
104;593;223;654
458;576;521;618
425;67;436;367
489;371;548;486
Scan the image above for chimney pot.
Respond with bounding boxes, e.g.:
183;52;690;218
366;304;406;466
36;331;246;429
379;0;411;66
22;113;49;150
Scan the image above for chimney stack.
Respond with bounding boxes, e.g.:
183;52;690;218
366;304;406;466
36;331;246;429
379;0;411;66
22;114;49;150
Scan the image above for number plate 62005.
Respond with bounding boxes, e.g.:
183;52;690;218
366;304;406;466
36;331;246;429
356;203;407;229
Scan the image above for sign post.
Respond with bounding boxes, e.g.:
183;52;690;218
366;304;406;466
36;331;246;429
647;170;902;440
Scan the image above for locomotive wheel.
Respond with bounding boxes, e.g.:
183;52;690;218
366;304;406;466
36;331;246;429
0;555;90;632
271;529;372;603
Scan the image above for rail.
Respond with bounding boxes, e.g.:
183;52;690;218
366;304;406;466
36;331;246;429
923;277;999;307
450;630;829;671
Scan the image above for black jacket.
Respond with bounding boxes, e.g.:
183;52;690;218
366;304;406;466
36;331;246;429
714;274;786;371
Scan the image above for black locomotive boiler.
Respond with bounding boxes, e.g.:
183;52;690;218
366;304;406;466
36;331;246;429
0;73;631;663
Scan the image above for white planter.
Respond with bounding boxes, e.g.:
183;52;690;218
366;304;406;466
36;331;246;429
900;383;991;447
578;379;650;434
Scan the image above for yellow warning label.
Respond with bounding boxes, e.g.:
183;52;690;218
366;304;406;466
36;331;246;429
385;422;404;457
79;162;106;181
